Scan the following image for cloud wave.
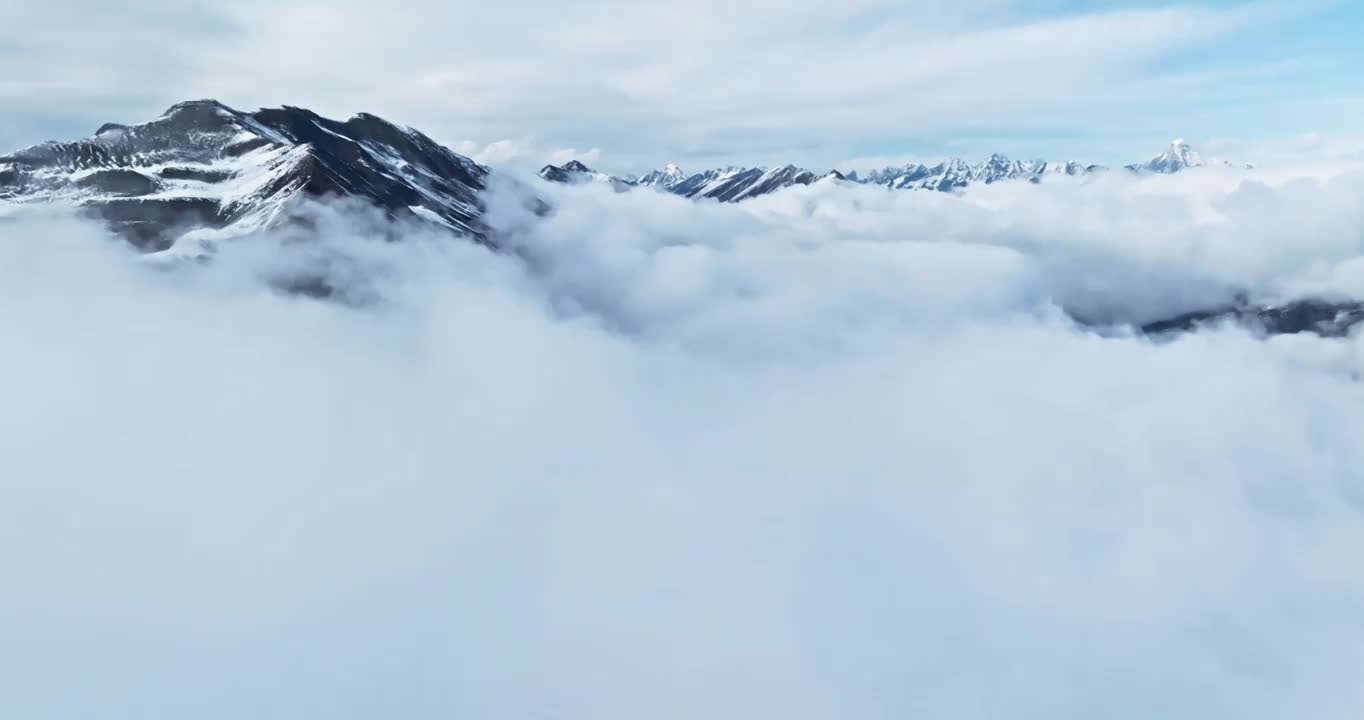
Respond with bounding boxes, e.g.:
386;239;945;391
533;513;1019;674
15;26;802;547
3;167;1364;719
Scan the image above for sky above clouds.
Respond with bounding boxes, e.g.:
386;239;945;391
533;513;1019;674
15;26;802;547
1;0;1361;171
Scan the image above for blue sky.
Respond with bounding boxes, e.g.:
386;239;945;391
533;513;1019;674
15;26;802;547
1;0;1360;171
834;0;1364;167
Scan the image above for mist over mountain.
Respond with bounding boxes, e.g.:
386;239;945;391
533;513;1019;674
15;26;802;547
2;102;1351;337
5;0;1364;715
5;97;1364;720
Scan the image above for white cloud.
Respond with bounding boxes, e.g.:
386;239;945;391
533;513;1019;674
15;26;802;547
836;151;954;172
548;147;603;167
4;164;1364;717
453;137;539;165
0;0;1334;170
1205;131;1364;168
453;137;602;170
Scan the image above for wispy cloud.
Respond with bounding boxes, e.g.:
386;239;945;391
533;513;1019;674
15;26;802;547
0;0;1343;169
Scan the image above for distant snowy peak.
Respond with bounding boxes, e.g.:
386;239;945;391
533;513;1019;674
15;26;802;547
599;153;1112;201
739;165;818;200
534;139;1252;204
635;163;688;188
853;140;1244;187
1128;138;1203;173
537;161;821;202
852;156;1108;192
538;160;634;190
1127;138;1250;173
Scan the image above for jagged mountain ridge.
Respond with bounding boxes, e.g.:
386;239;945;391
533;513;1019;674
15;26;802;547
7;111;1337;341
1140;299;1364;339
540;161;833;202
537;139;1243;202
0;100;491;251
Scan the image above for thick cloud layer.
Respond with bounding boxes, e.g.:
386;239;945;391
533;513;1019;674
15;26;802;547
3;168;1364;719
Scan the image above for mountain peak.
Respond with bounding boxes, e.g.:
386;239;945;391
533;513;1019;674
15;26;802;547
1128;138;1211;173
537;159;640;192
164;98;228;111
1;100;492;252
160;99;233;119
635;163;690;189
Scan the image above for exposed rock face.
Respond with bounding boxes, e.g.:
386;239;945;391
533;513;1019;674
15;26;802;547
0;100;492;250
1140;300;1364;338
538;160;636;191
73;169;160;196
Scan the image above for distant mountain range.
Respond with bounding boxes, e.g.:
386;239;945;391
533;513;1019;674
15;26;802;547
7;102;1344;338
538;139;1252;202
0;106;1248;255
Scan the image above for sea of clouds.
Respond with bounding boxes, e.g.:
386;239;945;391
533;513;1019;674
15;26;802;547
3;165;1364;719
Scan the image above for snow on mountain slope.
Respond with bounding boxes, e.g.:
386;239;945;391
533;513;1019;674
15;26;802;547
538;160;635;191
725;165;819;201
635;163;688;188
0;100;492;251
538;162;820;202
855;155;1106;191
677;167;765;201
537;154;1091;199
536;140;1244;203
667;167;749;198
1126;139;1251;173
1128;138;1204;173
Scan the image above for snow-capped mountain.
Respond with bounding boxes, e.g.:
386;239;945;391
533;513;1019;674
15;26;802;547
1127;138;1204;173
538;160;636;191
1126;139;1251;173
0;100;491;251
665;166;744;196
537;155;1098;201
539;155;1107;200
537;139;1244;203
674;165;819;202
635;163;688;188
536;162;823;202
850;155;1105;191
538;159;596;183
